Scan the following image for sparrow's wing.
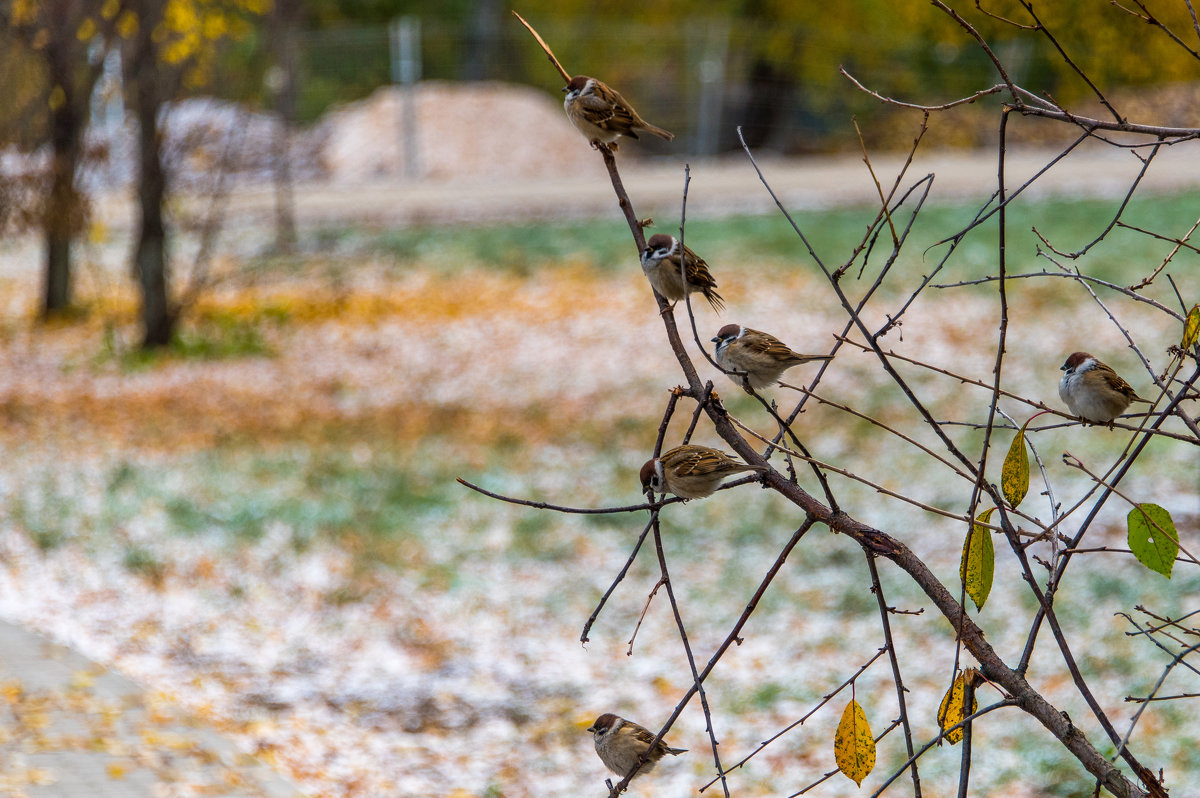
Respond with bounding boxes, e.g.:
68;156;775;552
738;330;796;362
665;446;723;477
679;245;724;311
629;725;657;746
1102;368;1144;401
577;92;639;135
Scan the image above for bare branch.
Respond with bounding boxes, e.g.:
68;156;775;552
841;69;1006;111
700;647;890;791
456;477;665;515
511;11;571;83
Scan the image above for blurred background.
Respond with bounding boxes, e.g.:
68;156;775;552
0;2;1198;797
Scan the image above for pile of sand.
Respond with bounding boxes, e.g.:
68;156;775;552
317;81;585;182
4;81;595;192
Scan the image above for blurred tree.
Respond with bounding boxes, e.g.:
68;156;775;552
462;0;503;80
0;0;125;318
506;0;1200;151
268;0;300;252
120;0;265;348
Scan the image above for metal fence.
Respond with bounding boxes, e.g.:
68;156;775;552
267;17;1005;157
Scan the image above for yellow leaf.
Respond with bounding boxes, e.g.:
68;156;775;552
116;10;138;39
202;12;228;40
1184;303;1200;349
1001;422;1030;508
106;762;128;780
101;0;120;20
1;680;23;702
77;17;97;41
938;669;980;744
68;670;96;690
833;699;875;786
12;0;38;26
88;219;109;244
960;507;995;611
48;85;65;111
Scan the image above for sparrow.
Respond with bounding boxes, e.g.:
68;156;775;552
587;713;687;781
1058;351;1150;426
640;444;765;499
640;234;724;312
712;323;833;390
563;75;674;151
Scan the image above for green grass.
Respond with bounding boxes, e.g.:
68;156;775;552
348;189;1200;289
97;313;276;371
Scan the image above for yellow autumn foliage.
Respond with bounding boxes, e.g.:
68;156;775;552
75;16;96;41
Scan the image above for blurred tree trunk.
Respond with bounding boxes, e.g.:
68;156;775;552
22;1;109;319
737;59;794;151
462;0;501;80
124;0;176;348
42;48;86;317
269;0;299;252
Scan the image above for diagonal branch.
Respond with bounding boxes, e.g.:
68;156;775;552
512;11;571;83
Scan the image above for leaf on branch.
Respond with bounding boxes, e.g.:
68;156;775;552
834;699;875;786
1001;421;1030;508
1127;503;1178;579
1183;303;1200;350
960;507;995;611
937;669;980;745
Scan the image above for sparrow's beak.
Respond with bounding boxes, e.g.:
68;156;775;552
561;86;568;93
710;336;720;344
1060;364;1069;371
585;725;596;733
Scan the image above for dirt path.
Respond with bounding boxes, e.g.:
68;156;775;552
88;142;1200;232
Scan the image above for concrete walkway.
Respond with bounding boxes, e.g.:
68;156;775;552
0;621;304;798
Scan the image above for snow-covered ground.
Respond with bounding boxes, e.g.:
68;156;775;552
0;234;1196;796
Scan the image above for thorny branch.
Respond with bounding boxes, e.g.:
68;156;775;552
478;10;1200;798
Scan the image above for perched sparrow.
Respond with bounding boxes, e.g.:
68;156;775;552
640;444;765;499
1058;351;1150;426
563;75;674;151
587;713;686;780
712;323;832;390
640;234;724;312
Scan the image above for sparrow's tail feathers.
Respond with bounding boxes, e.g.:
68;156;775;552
704;288;725;313
641;123;675;141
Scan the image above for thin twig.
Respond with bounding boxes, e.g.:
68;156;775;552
581;516;655;645
700;647;889;791
866;551;922;796
867;700;1018;798
1062;453;1200;566
457;477;667;515
511;11;571;83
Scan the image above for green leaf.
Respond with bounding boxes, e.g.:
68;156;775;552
1001;421;1030;508
1127;503;1178;579
960;508;995;611
834;699;875;786
1184;304;1200;350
